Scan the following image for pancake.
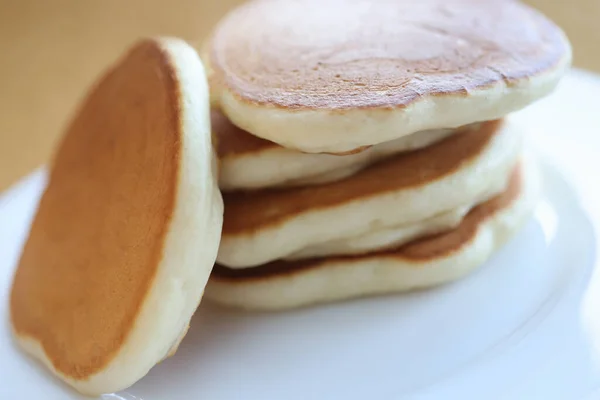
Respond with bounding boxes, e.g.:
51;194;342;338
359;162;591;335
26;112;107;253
215;108;461;191
206;160;540;310
208;0;571;154
284;203;472;261
285;184;504;260
9;38;223;395
218;119;521;268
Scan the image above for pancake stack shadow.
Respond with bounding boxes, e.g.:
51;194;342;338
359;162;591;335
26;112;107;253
203;0;572;311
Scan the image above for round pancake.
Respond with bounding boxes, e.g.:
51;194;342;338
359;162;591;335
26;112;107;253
208;0;571;153
215;108;460;191
206;160;539;310
9;38;223;395
218;119;521;268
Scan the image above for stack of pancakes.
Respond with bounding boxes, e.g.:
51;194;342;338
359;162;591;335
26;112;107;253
7;0;572;395
203;0;571;310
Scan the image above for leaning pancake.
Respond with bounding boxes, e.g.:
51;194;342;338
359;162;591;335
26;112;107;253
208;0;570;154
215;108;459;191
207;160;539;310
9;38;223;395
218;119;521;268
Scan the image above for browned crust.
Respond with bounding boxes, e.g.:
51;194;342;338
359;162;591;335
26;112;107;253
222;119;502;235
9;39;182;379
324;146;372;156
214;108;278;157
209;0;569;110
213;164;522;281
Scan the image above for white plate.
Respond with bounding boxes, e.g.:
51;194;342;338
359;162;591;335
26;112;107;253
2;70;600;400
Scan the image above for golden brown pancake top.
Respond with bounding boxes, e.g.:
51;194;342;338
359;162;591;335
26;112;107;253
10;40;183;379
223;120;502;235
214;164;522;279
209;0;569;110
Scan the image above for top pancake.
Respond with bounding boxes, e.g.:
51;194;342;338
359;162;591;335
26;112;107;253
208;0;571;153
9;38;222;395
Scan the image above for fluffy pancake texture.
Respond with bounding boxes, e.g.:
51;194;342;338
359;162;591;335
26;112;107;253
215;108;459;191
9;38;223;395
218;119;522;268
284;203;472;261
207;160;539;310
208;0;571;153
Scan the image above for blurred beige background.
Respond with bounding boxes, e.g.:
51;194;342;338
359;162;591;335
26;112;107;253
0;0;598;191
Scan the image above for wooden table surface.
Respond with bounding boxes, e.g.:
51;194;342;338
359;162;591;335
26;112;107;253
1;0;598;192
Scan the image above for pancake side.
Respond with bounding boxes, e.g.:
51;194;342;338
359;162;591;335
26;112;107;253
216;108;460;191
285;204;471;261
207;160;539;310
218;119;521;268
9;38;222;395
210;0;571;153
